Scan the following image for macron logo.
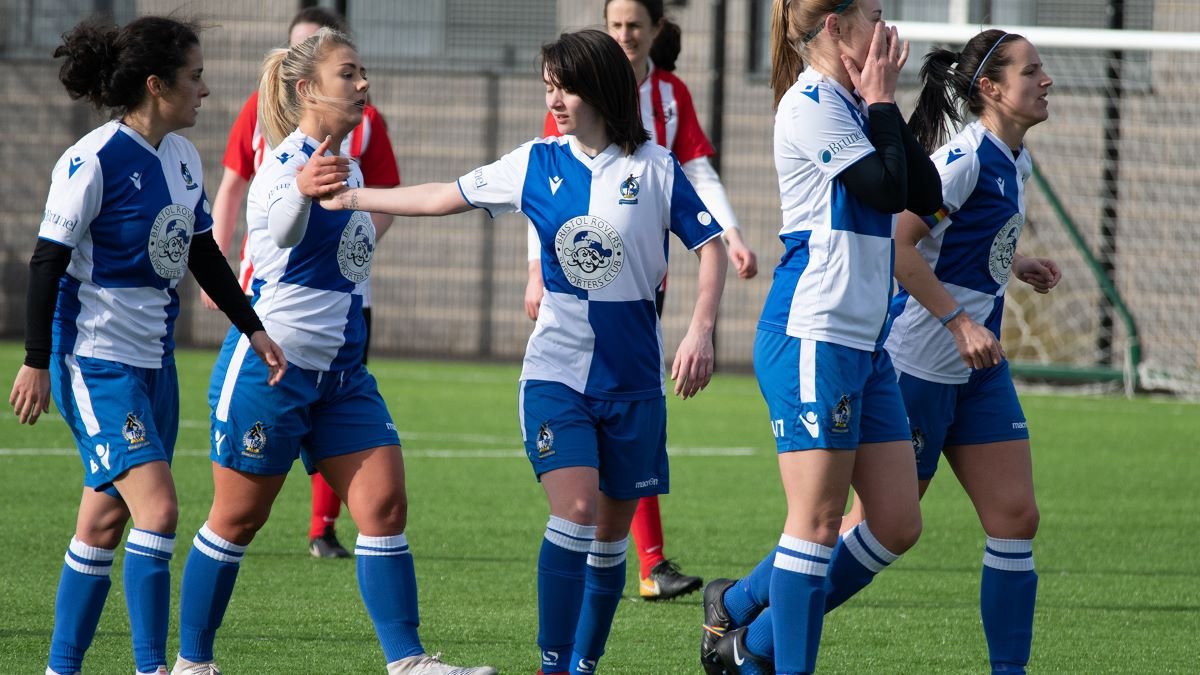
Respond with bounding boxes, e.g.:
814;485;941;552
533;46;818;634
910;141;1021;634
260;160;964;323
800;411;820;439
549;175;564;195
68;156;84;178
214;430;226;456
946;148;966;165
996;177;1006;195
129;172;142;190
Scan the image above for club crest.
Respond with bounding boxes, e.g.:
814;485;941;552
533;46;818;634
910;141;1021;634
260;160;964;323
242;422;267;458
536;423;555;460
831;394;851;433
122;413;147;449
618;173;640;205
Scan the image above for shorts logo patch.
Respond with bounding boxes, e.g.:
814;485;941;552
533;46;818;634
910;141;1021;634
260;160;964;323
123;413;148;450
911;426;926;459
242;422;267;459
536;423;555;460
831;395;851;433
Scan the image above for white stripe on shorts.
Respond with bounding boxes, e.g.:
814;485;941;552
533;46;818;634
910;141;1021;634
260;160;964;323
518;380;527;442
65;355;101;437
215;335;251;423
799;339;817;403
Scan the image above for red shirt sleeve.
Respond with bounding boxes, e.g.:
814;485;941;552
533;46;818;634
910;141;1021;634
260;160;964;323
665;73;715;164
542;111;561;138
358;106;401;188
222;92;260;181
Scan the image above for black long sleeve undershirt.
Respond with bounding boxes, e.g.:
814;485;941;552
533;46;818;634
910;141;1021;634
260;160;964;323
188;230;264;338
24;239;72;369
840;102;943;216
23;232;262;370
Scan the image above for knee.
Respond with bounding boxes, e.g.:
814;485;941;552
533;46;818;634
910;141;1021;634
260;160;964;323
138;500;179;535
869;512;922;556
554;498;597;528
77;512;130;549
354;490;409;535
209;506;272;546
986;502;1040;541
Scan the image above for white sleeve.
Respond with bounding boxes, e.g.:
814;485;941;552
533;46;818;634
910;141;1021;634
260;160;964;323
681;156;739;232
264;176;312;248
527;221;540;261
784;86;874;179
456;142;533;218
930;143;982;215
38;149;102;248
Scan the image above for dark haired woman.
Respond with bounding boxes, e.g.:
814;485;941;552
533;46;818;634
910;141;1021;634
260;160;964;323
849;29;1059;673
300;28;727;675
8;15;285;675
524;0;756;604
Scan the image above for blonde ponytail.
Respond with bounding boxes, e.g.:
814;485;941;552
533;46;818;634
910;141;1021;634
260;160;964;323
257;48;296;149
769;0;804;108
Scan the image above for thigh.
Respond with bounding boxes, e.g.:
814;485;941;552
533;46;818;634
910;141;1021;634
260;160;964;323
778;449;857;546
51;355;172;494
850;439;922;546
305;365;400;471
318;444;407;536
944;438;1037;538
206;463;290;545
209;335;313;476
596;396;668;500
520;380;600;478
75;487;131;548
754;331;869;452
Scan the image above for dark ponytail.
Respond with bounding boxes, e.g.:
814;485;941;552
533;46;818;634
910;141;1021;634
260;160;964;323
54;16;200;113
649;18;682;71
907;29;1022;152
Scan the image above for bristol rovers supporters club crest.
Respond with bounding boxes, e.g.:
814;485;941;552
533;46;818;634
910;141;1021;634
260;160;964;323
831;394;851;433
337;211;375;284
148;204;194;279
989;212;1024;285
555;216;624;290
536;423;555;460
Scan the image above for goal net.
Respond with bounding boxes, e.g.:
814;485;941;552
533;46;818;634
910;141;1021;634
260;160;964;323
892;18;1200;396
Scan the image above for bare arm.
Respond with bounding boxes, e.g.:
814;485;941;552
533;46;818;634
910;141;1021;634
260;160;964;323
895;211;1002;369
331;183;473;217
671;236;727;399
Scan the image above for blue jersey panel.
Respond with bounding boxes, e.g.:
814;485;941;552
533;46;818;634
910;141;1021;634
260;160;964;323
160;288;181;361
524;142;593;299
90;134;179;290
758;231;812;332
52;275;83;356
330;292;367;371
585;298;661;399
277;205;364;293
829;180;892;238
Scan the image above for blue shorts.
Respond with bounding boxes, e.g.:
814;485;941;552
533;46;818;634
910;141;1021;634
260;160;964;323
519;380;668;500
754;330;909;452
208;332;400;476
898;360;1029;480
50;354;179;497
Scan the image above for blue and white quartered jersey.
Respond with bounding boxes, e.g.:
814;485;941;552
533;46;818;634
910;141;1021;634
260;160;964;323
39;120;212;369
460;136;722;400
245;129;373;372
886;121;1032;384
759;68;896;352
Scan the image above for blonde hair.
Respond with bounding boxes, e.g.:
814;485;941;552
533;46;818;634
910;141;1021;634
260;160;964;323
257;26;357;148
770;0;862;107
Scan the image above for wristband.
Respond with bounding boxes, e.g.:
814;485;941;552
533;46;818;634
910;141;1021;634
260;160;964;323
939;306;964;326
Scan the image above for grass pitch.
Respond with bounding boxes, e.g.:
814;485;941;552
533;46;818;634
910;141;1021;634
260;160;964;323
1;344;1197;673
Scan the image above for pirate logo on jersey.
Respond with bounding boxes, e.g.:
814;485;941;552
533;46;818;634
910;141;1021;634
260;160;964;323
831;394;851;433
988;212;1024;285
337;211;375;284
242;422;267;458
618;173;640;205
122;413;148;449
555;215;624;290
535;423;555;460
180;161;198;190
148;204;195;279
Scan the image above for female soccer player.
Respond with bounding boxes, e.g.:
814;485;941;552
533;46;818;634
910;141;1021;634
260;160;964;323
871;29;1057;673
171;28;494;675
524;0;756;603
205;6;401;559
697;1;941;673
8;16;285;675
299;28;727;675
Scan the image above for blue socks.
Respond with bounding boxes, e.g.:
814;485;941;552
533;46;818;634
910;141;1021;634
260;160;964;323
537;516;595;674
761;535;831;675
723;551;774;627
824;521;898;612
570;538;628;674
981;537;1037;673
355;533;424;663
48;538;114;674
124;529;176;673
179;523;245;663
